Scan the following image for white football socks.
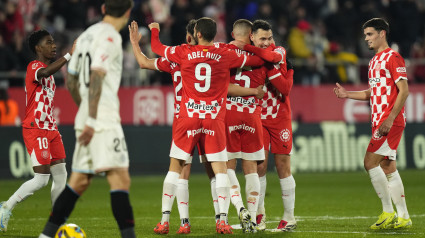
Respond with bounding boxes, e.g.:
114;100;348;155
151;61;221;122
176;179;189;220
215;173;230;221
6;173;50;210
245;173;260;220
257;175;267;215
227;169;244;214
50;163;67;205
368;166;394;213
161;171;179;224
280;175;296;222
387;170;410;219
210;177;219;217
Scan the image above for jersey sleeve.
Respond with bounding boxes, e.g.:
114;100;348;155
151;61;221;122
228;50;264;68
151;28;182;64
90;34;120;73
266;64;293;96
155;57;172;73
389;53;408;83
27;62;44;83
243;44;284;63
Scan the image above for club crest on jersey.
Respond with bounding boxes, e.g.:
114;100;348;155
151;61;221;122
41;150;49;160
32;63;39;69
280;129;291;142
372;130;383;140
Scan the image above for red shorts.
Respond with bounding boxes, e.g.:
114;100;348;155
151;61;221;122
170;117;227;162
225;110;264;160
22;128;66;166
367;125;404;160
171;115;202;163
262;117;292;154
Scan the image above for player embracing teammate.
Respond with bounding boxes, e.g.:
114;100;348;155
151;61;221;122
149;17;266;234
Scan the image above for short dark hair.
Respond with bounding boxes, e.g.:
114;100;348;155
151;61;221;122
186;19;197;36
233;19;253;29
195;17;216;42
105;0;134;17
28;30;51;54
252;19;272;33
363;18;389;38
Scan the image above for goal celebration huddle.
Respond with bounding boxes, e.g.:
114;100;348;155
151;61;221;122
0;0;413;237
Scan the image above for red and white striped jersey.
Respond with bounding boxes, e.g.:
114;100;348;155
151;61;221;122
260;46;292;120
226;44;268;115
368;48;407;127
155;57;182;118
161;44;251;120
22;60;57;130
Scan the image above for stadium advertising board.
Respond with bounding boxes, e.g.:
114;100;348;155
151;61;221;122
1;123;424;179
7;85;425;125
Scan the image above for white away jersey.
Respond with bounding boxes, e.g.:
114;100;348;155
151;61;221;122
68;22;123;130
368;48;407;127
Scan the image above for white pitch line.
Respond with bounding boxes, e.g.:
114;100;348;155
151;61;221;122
268;230;423;235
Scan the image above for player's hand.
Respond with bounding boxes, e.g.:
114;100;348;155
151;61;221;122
78;125;95;146
334;83;348;98
70;39;77;55
378;118;393;136
129;21;142;44
255;85;265;99
229;40;246;50
148;22;160;31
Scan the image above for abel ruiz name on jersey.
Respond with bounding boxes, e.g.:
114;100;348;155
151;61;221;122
187;50;222;62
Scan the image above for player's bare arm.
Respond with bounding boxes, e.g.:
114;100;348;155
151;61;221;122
66;73;81;106
36;39;76;79
334;83;371;101
228;84;265;99
379;79;409;136
129;21;157;70
78;69;105;146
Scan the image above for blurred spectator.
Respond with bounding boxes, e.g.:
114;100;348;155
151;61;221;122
0;0;24;44
0;87;19;126
325;41;359;84
412;39;425;83
389;0;421;58
289;19;326;85
0;34;21;80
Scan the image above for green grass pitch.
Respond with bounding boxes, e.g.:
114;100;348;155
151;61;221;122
1;170;424;237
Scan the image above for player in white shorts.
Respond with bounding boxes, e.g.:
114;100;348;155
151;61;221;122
38;1;136;238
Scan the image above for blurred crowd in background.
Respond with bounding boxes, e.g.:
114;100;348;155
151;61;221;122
1;0;425;89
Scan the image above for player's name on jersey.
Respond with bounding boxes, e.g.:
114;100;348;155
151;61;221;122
187;51;222;62
233;48;253;56
187;101;218;111
227;96;256;105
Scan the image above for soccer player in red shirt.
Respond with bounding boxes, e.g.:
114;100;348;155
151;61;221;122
334;18;411;229
0;30;75;232
149;17;264;234
223;19;292;233
130;19;263;234
231;19;296;232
